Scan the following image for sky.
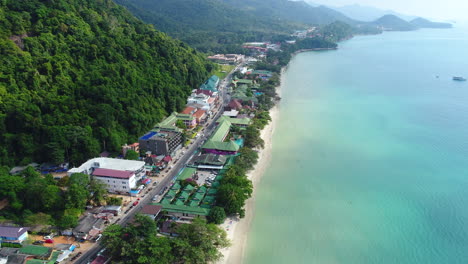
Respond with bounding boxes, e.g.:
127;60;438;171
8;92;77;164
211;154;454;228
308;0;468;21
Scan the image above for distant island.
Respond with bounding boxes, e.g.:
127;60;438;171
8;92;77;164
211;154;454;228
370;14;452;31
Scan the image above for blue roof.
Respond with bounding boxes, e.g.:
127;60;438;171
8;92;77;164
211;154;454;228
140;131;157;140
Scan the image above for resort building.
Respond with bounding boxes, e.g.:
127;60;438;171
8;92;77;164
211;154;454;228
191;154;227;170
67;158;146;193
187;93;216;111
122;142;139;156
216;115;251;128
202;119;240;155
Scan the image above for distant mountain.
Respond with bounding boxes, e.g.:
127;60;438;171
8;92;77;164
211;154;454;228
221;0;358;25
327;4;416;22
410;17;452;28
372;15;417;31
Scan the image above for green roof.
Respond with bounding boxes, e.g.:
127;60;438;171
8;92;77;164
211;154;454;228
202;140;240;152
177;167;197;181
174;199;185;206
252;70;272;75
217;115;251;126
200;75;219;92
210;119;231;142
27;251;60;264
171;183;181;190
188;200;200;207
165;190;177;199
202;195;215;204
19;245;52;257
159;203;210;216
182;184;195;192
178;191;190;200
161;198;172;204
159;112;177;127
176;113;195;121
232;79;253;86
192;192;205;201
197;186;207;193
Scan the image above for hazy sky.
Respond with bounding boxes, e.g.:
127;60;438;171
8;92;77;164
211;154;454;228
310;0;467;21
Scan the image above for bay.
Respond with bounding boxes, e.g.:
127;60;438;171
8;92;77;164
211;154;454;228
244;27;468;264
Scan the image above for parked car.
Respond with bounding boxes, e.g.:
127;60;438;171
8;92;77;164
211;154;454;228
44;239;54;244
43;235;53;240
133;201;139;206
33;240;44;245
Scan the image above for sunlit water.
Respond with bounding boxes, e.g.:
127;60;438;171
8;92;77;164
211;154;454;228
244;27;468;264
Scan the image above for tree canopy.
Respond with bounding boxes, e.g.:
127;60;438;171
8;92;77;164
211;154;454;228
0;0;212;167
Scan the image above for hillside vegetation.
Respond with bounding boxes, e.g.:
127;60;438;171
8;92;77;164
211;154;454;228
0;0;212;166
114;0;304;53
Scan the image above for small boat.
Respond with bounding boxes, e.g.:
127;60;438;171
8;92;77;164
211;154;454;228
453;76;466;81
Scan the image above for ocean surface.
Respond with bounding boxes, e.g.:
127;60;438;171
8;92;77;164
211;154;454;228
244;27;468;264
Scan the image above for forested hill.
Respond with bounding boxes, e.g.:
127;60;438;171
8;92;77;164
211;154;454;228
0;0;212;167
114;0;304;53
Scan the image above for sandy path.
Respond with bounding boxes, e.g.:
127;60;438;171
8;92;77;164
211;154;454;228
217;93;281;264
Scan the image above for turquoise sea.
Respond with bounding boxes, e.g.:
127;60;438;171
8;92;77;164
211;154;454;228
244;27;468;264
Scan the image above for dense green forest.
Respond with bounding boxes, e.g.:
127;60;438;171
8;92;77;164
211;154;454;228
114;0;304;53
0;0;212;167
0;166;112;230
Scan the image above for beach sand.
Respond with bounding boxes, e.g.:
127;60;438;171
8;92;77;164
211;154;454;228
217;93;281;264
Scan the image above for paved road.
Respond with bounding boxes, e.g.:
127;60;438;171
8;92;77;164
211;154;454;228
74;63;238;264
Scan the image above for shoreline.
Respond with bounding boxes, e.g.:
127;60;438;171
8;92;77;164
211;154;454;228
217;68;284;264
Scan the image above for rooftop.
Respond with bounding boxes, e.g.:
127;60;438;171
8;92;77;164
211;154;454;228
193;109;206;119
209;119;231;142
0;226;28;238
140;204;162;215
68;158;145;175
156;203;210;216
202;140;240;152
217;115;251;126
92;168;134;179
181;107;196;115
177;167;196;181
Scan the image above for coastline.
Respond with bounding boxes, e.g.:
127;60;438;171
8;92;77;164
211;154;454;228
217;68;284;264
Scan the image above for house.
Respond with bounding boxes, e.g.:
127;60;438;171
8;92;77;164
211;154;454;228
225;99;243;111
193;109;207;125
181;106;197;115
101;205;121;216
223;109;239;117
140;205;162;220
73;214;105;240
122;143;139;157
0;226;29;244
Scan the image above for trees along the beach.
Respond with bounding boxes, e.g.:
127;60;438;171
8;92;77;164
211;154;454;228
208;206;227;224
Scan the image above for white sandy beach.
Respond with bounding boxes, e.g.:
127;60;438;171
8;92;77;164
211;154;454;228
217;77;282;264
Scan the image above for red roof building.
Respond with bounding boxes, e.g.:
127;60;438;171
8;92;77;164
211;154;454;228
181;106;196;115
92;168;134;179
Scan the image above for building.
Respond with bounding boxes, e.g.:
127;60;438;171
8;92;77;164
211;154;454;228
101;205;122;216
73;214;105;240
216;115;251;128
176;113;197;129
67;158;145;193
139;130;183;157
187;93;214;111
207;54;244;64
199;75;219;93
140;205;162;220
223;109;239;117
0;226;28;244
193;109;207;124
122;143;139;157
202;119;240;155
191;154;227;170
92;168;138;193
158;204;210;222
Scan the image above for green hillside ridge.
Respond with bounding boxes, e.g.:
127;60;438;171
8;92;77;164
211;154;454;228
114;0;305;53
0;0;212;166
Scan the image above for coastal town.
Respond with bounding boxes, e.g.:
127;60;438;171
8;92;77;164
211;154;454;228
0;39;284;263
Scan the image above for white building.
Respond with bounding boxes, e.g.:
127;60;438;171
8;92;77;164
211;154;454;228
187;93;215;111
67;158;145;193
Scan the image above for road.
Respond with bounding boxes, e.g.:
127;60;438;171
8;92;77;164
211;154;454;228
74;63;240;264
